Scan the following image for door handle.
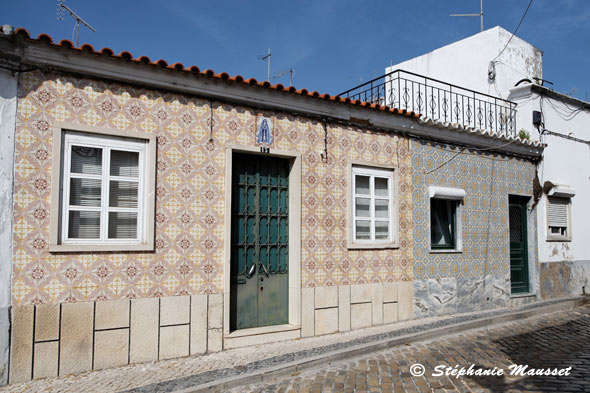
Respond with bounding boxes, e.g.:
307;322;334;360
246;264;256;279
259;263;269;278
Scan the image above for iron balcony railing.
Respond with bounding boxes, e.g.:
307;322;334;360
339;69;517;137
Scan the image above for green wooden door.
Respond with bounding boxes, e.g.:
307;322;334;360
230;153;289;331
509;196;529;293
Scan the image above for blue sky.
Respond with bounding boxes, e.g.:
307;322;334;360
5;0;590;100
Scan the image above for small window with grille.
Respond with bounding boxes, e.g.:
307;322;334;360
547;196;571;241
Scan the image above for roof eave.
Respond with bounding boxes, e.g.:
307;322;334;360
0;34;542;159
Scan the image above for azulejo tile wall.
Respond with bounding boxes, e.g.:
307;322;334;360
13;70;413;306
410;139;535;280
299;126;413;287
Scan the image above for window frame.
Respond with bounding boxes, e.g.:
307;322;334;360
430;198;456;250
49;123;156;252
546;195;572;242
428;186;464;253
348;163;398;249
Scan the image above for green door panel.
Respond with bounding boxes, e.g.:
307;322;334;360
509;196;529;294
230;153;289;331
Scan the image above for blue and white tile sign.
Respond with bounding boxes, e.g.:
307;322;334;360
256;117;273;145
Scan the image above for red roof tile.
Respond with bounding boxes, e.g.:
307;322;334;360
10;28;420;119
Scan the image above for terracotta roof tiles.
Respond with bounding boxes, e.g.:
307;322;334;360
10;28;420;119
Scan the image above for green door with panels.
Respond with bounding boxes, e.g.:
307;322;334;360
509;196;529;293
230;153;289;331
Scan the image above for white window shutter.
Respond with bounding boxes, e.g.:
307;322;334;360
547;197;568;227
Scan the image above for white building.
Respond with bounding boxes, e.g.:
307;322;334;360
510;84;590;298
386;26;543;102
387;25;590;300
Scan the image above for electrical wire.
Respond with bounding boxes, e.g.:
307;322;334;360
495;60;531;79
423;148;466;174
492;0;534;62
545;91;582;112
422;138;519;174
546;99;584;121
542;94;586;121
542;128;590;145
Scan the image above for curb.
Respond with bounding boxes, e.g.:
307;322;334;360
127;296;588;393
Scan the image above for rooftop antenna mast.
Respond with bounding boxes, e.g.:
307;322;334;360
273;68;294;86
451;0;484;32
57;0;96;47
258;48;271;82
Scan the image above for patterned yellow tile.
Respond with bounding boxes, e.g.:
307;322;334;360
13;70;416;305
81;108;100;125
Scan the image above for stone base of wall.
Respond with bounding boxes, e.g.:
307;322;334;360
413;275;513;318
301;282;414;337
8;283;415;384
540;260;590;299
8;294;222;384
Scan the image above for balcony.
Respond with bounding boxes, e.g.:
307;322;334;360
339;69;517;138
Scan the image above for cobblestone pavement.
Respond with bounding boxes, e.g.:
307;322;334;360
2;301;587;393
232;305;590;393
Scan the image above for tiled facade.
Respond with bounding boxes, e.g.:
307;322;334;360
7;68;539;383
13;70;413;306
8;69;420;383
410;139;536;280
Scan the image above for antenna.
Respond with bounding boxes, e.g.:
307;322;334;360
56;0;96;47
451;0;484;32
273;68;294;86
258;48;271;82
56;1;64;20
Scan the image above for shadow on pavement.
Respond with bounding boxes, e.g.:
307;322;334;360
466;312;589;393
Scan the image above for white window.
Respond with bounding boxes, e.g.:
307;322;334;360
547;196;571;241
351;166;395;246
50;125;156;252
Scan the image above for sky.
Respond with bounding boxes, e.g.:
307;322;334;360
4;0;590;100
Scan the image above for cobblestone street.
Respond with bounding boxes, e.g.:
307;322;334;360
232;305;590;393
2;301;587;393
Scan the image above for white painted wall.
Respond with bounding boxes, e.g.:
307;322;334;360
0;68;17;385
510;84;590;263
386;26;543;101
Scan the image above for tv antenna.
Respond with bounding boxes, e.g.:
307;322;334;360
57;0;96;47
273;68;294;86
258;48;271;82
451;0;484;32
